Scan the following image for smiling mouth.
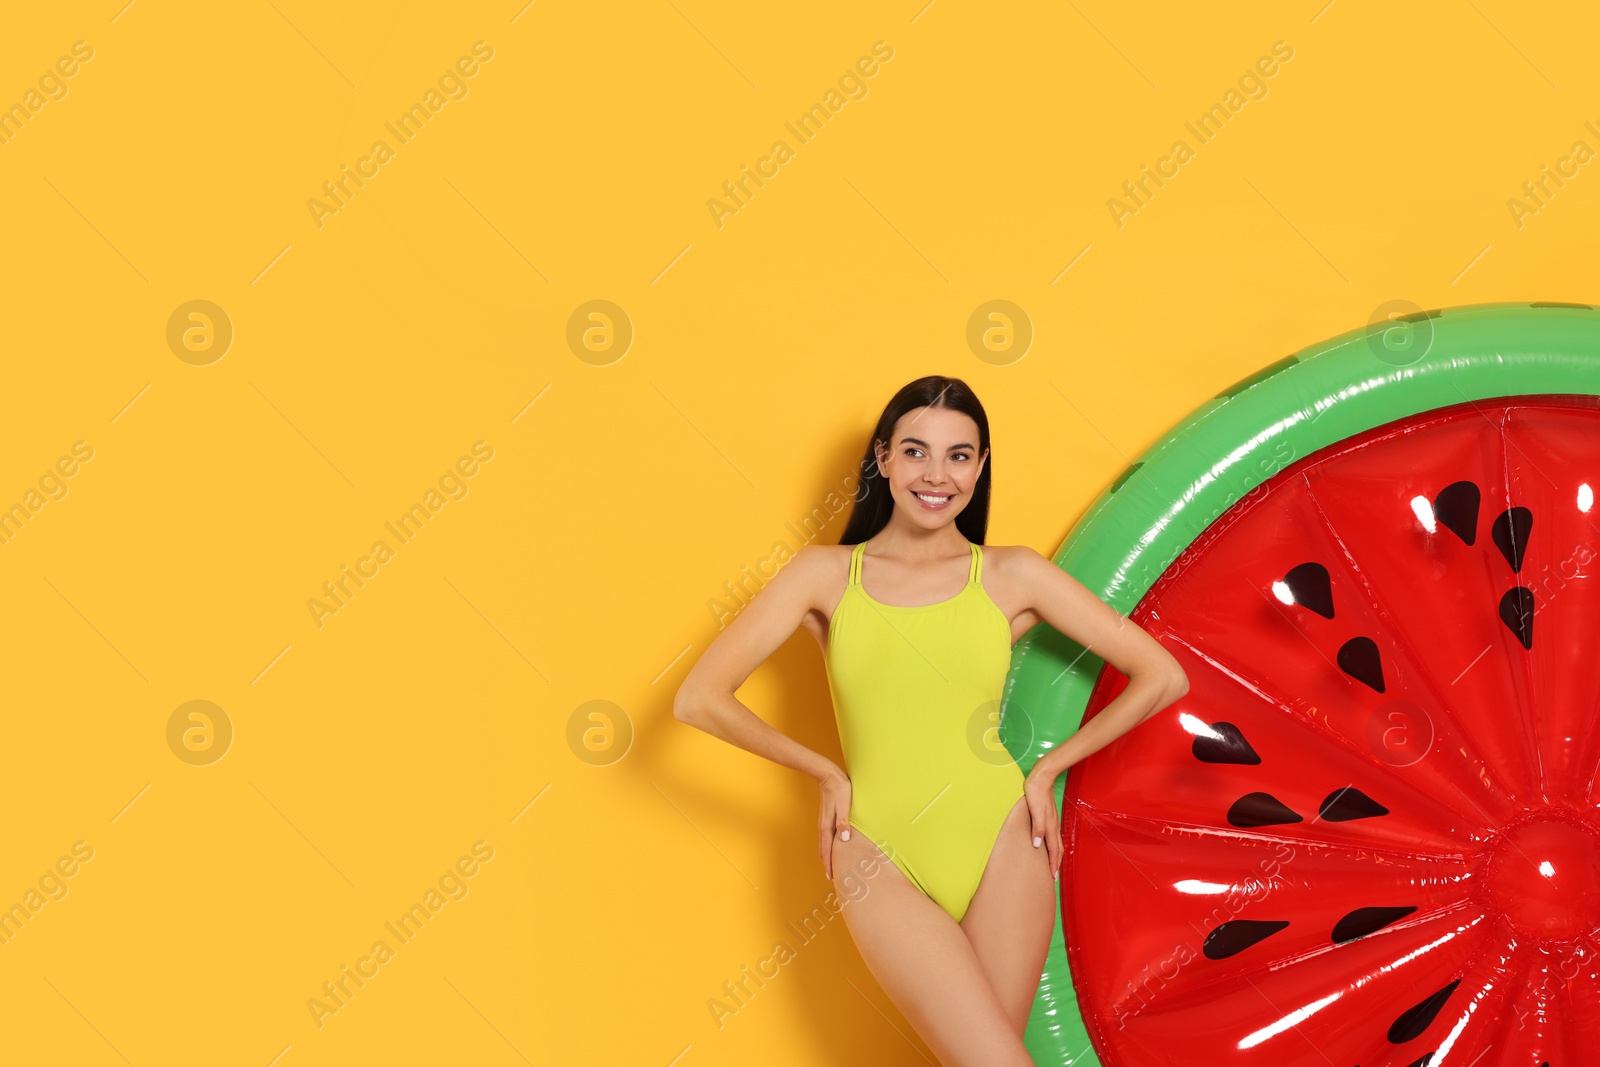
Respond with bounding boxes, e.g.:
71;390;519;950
911;490;954;509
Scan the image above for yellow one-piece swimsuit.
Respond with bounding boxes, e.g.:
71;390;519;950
824;539;1027;923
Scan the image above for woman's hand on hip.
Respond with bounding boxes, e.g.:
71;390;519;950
818;768;852;880
1024;769;1063;881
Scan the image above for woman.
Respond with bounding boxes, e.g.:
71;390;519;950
674;375;1188;1065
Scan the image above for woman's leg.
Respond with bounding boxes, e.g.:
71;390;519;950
830;830;1036;1067
958;795;1056;1034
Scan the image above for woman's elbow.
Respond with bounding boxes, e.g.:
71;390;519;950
675;680;720;724
673;685;700;723
1137;667;1188;724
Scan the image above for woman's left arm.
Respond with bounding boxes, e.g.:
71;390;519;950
1010;546;1189;787
1007;547;1189;879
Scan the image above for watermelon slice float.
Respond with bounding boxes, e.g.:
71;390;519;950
1006;303;1600;1066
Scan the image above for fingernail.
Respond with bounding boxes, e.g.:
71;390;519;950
1033;836;1042;848
842;830;850;841
1054;870;1060;882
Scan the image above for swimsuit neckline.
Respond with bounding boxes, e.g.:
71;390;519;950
827;542;1011;653
852;581;979;612
850;539;982;612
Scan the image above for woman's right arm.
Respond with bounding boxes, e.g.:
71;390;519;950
674;545;857;878
673;545;844;786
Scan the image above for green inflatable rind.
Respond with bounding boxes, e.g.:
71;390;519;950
1008;301;1600;1065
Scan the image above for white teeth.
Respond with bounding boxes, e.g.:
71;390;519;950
915;492;951;504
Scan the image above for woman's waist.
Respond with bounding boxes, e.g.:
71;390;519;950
846;757;1025;819
832;697;1014;753
829;684;1008;721
840;740;1026;789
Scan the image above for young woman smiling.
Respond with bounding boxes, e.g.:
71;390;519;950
675;375;1187;1064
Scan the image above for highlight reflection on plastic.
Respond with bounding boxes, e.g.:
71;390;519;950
1063;397;1600;1064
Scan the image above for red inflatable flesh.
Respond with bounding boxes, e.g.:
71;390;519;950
1064;395;1600;1066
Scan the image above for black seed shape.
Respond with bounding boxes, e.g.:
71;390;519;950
1320;786;1390;822
1331;906;1417;944
1403;1054;1435;1067
1226;792;1303;828
1337;636;1386;692
1192;722;1261;765
1203;919;1290;960
1500;586;1535;650
1282;562;1334;619
1387;979;1461;1044
1433;481;1479;545
1491;506;1533;573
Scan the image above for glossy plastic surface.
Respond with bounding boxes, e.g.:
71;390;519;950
1004;303;1600;1065
1071;396;1600;1064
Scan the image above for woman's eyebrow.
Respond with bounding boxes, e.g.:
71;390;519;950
898;436;975;451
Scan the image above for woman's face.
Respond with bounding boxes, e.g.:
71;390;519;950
874;406;987;528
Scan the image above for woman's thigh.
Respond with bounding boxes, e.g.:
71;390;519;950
830;831;1035;1067
958;795;1056;1033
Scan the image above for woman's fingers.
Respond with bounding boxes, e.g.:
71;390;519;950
1026;783;1064;879
1026;785;1056;856
820;815;849;881
1026;794;1047;850
819;774;852;882
827;813;851;880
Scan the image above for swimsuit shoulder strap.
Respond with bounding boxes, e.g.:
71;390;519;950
969;542;982;584
848;541;865;587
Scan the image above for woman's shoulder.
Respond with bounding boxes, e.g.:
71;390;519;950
782;544;855;620
977;543;1051;580
790;542;854;590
